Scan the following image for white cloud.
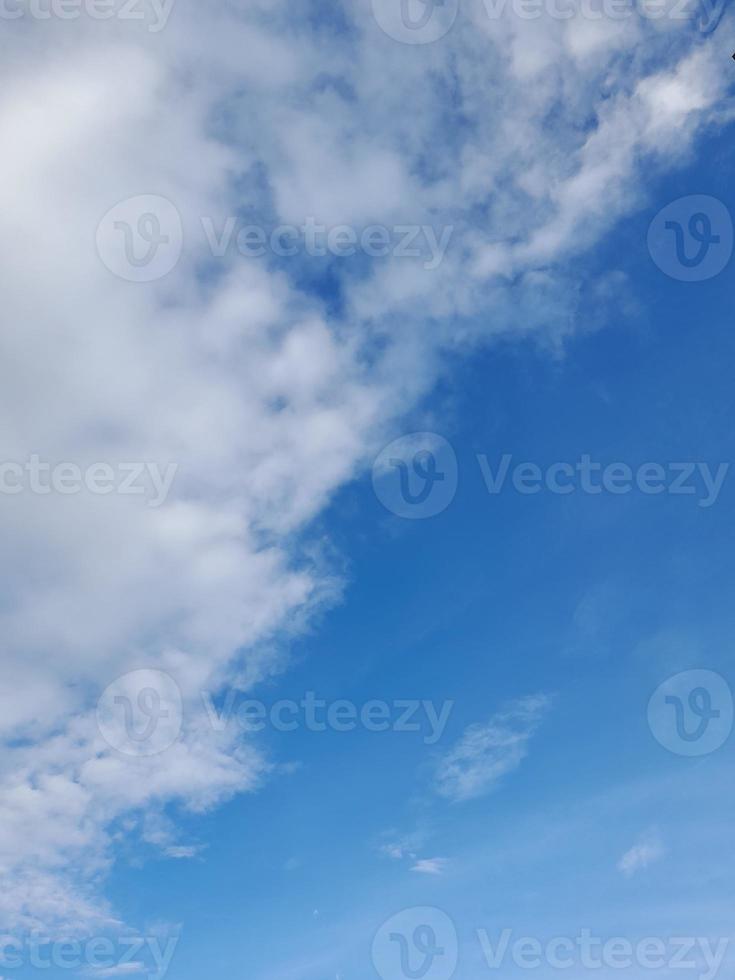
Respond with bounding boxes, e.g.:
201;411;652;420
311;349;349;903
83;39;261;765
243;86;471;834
378;827;427;861
410;858;449;876
435;696;552;802
161;846;201;860
83;965;146;978
617;835;666;877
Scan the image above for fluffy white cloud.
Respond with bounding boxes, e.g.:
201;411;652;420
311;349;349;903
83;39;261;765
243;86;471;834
0;0;729;936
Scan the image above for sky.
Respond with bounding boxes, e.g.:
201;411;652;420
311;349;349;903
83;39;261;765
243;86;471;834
0;1;734;980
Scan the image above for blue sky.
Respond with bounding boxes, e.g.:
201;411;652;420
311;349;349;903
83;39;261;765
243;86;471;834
0;3;734;980
85;95;735;980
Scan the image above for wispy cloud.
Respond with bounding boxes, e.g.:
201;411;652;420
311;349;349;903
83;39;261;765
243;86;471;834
435;695;553;802
162;845;202;860
410;857;448;876
378;828;427;861
83;965;146;978
617;835;666;877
